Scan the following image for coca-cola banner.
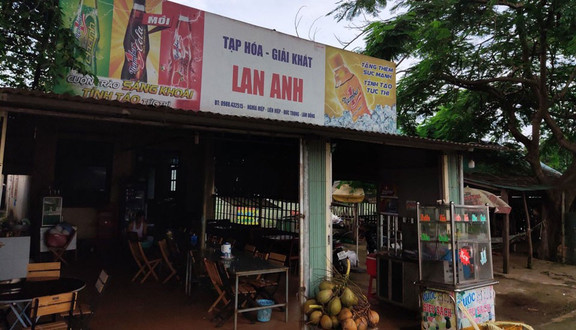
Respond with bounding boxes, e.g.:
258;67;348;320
54;0;396;133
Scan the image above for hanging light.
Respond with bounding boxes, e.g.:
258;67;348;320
468;159;475;169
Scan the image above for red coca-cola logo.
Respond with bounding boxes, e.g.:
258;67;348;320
125;26;146;77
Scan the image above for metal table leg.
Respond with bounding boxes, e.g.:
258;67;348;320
9;302;31;330
234;274;239;330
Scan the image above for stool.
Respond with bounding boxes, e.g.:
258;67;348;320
366;253;377;299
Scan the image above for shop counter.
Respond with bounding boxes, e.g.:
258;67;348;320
377;253;419;310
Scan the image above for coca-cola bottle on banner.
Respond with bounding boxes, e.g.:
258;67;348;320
170;14;194;88
121;0;149;82
71;0;100;74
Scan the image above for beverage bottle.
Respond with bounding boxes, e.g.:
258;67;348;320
121;0;150;82
71;0;100;74
328;53;370;121
170;15;194;88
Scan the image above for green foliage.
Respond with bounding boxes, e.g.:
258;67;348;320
0;0;92;91
335;0;576;179
328;0;389;22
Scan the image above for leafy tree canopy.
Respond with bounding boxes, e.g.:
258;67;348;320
333;0;576;257
0;0;90;91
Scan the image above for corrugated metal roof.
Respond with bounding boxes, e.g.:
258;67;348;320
0;88;504;152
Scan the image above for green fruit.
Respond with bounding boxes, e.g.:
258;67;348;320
309;310;323;325
340;287;357;307
320;314;333;329
317;289;333;304
328;296;342;316
303;298;318;315
319;280;336;291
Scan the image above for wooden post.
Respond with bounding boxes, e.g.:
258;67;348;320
523;192;533;269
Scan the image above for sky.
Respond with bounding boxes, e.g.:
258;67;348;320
169;0;375;51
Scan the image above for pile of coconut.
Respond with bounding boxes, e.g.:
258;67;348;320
303;260;380;329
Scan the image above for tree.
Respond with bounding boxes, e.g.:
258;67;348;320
333;0;576;259
0;0;90;91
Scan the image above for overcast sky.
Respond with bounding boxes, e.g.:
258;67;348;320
169;0;375;51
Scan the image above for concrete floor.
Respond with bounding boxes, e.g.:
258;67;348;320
5;241;420;330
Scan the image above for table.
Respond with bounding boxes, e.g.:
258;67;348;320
261;234;296;255
220;251;289;330
0;277;86;329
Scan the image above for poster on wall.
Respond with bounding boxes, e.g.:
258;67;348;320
54;0;396;133
324;47;396;133
42;197;63;226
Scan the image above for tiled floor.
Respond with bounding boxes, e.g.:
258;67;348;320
6;242;420;330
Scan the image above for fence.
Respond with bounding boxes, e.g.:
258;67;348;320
212;195;300;233
331;202;378;223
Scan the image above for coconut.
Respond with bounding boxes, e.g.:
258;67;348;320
340;287;357;307
328;296;342;316
341;317;358;330
303;298;317;315
320;314;333;329
309;310;323;325
317;289;333;304
368;309;380;326
319;280;336;291
330;315;340;328
338;307;353;321
355;316;368;330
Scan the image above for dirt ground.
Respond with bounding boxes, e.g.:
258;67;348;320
492;253;576;329
347;241;576;330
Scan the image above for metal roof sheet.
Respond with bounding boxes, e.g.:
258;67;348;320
0;88;505;152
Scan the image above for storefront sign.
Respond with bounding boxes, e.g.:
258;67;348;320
55;0;396;133
421;289;456;330
456;285;495;328
421;287;496;330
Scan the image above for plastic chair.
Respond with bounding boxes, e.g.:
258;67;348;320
366;253;377;299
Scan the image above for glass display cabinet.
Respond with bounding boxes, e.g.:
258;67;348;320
417;202;498;329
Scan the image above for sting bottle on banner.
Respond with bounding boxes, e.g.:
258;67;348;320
121;0;150;82
71;0;100;74
169;14;194;88
329;53;370;122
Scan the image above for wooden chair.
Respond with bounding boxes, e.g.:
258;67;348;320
61;270;109;329
254;250;269;260
268;252;287;267
27;262;61;281
243;244;257;255
47;231;76;265
203;258;257;326
203;258;230;313
128;240;161;284
25;292;76;330
288;237;300;274
248;253;286;301
158;239;180;284
207;235;223;246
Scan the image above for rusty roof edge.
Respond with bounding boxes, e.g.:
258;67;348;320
0;88;505;152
